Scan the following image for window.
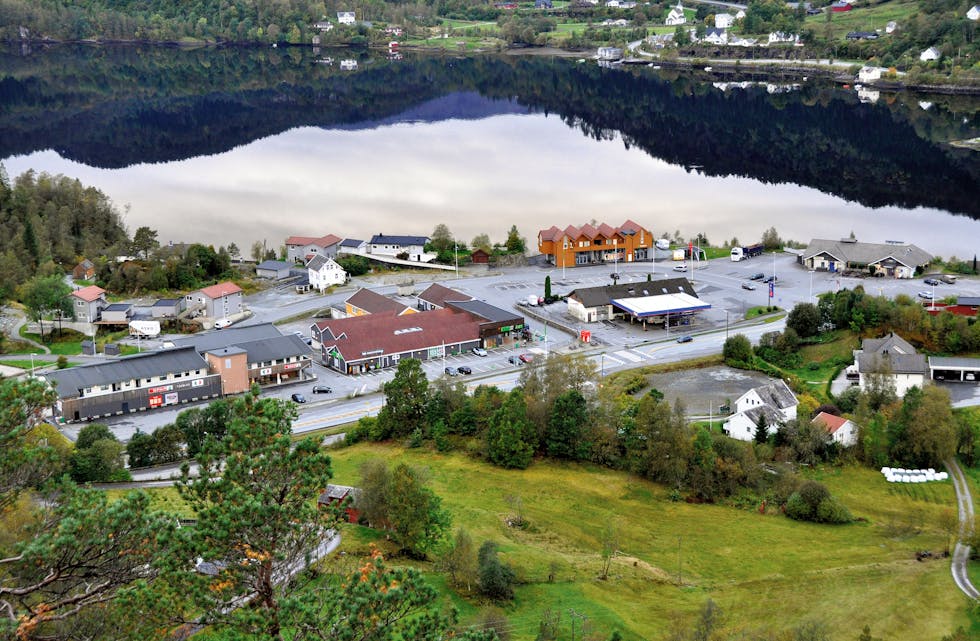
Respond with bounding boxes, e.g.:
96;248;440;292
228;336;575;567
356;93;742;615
225;359;232;369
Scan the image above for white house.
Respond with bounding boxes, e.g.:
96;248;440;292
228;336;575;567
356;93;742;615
715;13;735;28
597;46;624;60
920;46;941;61
812;412;859;447
723;379;798;442
768;31;798;44
702;27;728;44
855;333;928;398
801;237;933;279
967;5;979;20
338;238;368;255
666;2;687;25
307;255;348;292
735;9;746;18
857;66;883;82
337;11;355;24
368;234;432;262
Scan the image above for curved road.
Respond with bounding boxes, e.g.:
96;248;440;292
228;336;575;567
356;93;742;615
946;458;980;600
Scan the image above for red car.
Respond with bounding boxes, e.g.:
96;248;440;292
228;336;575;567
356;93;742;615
519;353;534;363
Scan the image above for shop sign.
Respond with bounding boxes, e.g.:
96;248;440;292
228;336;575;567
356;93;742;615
260;367;272;376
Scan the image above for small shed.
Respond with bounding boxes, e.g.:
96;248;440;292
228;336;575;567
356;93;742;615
81;340;96;356
101;303;133;324
317;484;360;523
471;248;490;265
72;259;96;281
255;260;294;280
151;298;184;319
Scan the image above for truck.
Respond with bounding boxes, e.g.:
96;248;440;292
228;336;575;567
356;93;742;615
655;238;671;251
730;243;764;261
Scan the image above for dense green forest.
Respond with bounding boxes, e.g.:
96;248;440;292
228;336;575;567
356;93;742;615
1;47;977;215
0;168;128;300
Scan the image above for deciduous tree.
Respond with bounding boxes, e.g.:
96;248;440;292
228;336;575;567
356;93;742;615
21;275;72;340
378;358;429;439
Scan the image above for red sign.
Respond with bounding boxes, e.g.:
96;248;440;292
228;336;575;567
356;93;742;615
283;363;300;370
147;385;173;394
580;330;591;343
148;395;163;408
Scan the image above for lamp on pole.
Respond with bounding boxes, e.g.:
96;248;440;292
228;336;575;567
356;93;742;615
614;238;619;275
30;353;37;378
809;270;814;301
600;353;605;378
725;309;729;341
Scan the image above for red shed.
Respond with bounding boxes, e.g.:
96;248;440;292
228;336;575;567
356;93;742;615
318;484;361;523
470;248;490;264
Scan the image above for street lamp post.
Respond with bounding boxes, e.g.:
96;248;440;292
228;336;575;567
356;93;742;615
600;353;605;378
725;310;729;341
614;238;619;275
30;352;37;377
809;271;814;301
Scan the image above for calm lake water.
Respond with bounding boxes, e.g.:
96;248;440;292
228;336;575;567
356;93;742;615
2;46;979;257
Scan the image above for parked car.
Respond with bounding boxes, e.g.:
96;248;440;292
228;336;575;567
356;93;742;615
762;275;778;283
918;291;934;300
291;393;307;403
214;318;232;329
457;366;472;375
444;366;458;376
472;347;487;357
923;278;941;286
750;272;765;280
519;353;534;363
940;274;958;284
673;264;688;272
741;282;756;290
312;385;332;394
508;355;523;365
676;335;693;343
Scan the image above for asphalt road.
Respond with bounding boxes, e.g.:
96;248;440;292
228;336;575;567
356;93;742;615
47;253;980;443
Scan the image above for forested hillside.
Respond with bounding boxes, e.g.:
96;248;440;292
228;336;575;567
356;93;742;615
0;169;129;300
0;0;977;74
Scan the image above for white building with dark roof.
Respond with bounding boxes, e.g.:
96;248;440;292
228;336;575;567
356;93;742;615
802;238;932;278
723;379;798;441
855;332;928;396
307;254;348;292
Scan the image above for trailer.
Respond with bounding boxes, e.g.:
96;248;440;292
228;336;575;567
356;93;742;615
731;243;764;261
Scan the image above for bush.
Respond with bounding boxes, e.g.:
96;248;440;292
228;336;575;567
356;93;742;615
816;497;853;524
723;334;753;364
785;491;813;521
478;541;515;600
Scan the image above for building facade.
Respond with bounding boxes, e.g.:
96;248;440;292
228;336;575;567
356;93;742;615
537;220;654;268
186;281;244;319
802;238;933;278
285;234;342;263
71;285;107;322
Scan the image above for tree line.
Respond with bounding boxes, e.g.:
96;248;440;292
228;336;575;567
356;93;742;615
345;355;855;524
0;378;498;641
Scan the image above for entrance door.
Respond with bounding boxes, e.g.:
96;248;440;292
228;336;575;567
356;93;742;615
122;402;129;413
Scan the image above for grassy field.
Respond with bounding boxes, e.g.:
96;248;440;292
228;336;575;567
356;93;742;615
779;331;858;398
805;1;920;38
18;327;140;356
319;444;971;640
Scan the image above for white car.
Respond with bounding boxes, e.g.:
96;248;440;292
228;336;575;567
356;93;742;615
471;347;488;357
214;318;233;329
917;291;934;300
673;264;688;272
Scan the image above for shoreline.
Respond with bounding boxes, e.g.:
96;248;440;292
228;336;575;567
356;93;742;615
11;37;980;95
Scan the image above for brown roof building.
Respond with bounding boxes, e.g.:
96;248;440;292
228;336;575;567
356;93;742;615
344;288;415;317
537;219;654;268
311;308;483;375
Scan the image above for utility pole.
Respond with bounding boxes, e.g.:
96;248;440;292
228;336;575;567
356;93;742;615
677;536;683;585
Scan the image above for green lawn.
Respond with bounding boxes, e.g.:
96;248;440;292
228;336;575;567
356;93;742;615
805;1;919;38
779;331;859;394
321;444;969;640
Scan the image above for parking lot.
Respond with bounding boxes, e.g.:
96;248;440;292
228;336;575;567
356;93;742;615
88;252;980;440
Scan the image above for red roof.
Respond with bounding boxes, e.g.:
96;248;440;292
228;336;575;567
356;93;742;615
198;281;242;299
316;308;482;362
418;283;472;309
71;285;106;302
812;411;848;435
537;220;649;243
285;234;342;249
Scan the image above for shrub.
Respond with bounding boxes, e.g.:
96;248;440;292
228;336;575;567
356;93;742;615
723;334;753;364
816;498;853;524
785;491;812;521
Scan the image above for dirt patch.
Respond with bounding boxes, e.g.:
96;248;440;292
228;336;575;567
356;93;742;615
647;365;776;415
613;555;672;583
